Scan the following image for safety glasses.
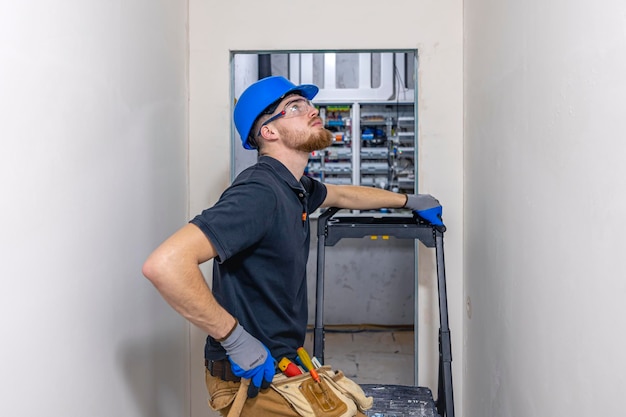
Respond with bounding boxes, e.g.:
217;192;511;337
257;98;316;136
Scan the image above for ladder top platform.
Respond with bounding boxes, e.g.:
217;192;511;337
316;207;445;247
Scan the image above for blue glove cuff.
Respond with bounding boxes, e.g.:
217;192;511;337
416;206;444;226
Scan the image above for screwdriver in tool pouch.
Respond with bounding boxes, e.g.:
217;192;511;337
278;357;303;377
298;347;332;404
296;347;320;383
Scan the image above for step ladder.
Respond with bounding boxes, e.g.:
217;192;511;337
314;207;454;417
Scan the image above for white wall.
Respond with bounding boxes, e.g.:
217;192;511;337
189;1;463;416
465;1;626;416
0;1;189;416
5;0;624;415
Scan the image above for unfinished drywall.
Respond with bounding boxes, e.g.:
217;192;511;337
189;0;463;415
464;1;626;415
0;1;189;416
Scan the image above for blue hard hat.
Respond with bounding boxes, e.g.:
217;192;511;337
234;76;319;150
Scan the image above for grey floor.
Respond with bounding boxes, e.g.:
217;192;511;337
302;329;415;386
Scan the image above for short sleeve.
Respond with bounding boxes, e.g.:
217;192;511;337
190;181;277;262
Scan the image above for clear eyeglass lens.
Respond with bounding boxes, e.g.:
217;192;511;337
285;99;312;117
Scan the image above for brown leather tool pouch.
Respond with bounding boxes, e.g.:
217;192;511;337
271;366;372;417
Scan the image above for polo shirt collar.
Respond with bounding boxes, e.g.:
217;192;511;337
258;155;305;191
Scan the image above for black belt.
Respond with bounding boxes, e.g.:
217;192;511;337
205;359;241;382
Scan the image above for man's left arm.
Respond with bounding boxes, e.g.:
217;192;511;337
321;184;444;226
321;184;407;210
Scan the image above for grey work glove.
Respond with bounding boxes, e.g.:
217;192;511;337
220;322;275;398
404;194;444;227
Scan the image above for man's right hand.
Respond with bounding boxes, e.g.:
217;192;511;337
219;322;276;398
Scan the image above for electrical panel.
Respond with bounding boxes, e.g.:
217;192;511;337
306;102;415;198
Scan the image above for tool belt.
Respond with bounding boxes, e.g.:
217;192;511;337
205;359;241;382
271;366;373;417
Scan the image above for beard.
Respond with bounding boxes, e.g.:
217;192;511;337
278;124;334;153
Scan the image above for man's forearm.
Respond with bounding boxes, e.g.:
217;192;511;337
148;264;236;340
322;184;408;210
142;227;236;340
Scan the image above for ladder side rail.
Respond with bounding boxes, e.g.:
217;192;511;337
314;207;340;361
435;230;454;417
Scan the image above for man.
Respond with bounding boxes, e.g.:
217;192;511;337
142;76;442;416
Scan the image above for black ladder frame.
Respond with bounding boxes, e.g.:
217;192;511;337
313;207;455;417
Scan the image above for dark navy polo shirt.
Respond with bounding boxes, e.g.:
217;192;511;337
190;156;327;362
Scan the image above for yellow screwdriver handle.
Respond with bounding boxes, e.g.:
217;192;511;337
297;347;321;383
297;347;315;371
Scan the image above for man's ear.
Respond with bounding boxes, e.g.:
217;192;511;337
259;124;279;141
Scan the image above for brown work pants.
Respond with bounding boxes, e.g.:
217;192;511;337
205;369;368;417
